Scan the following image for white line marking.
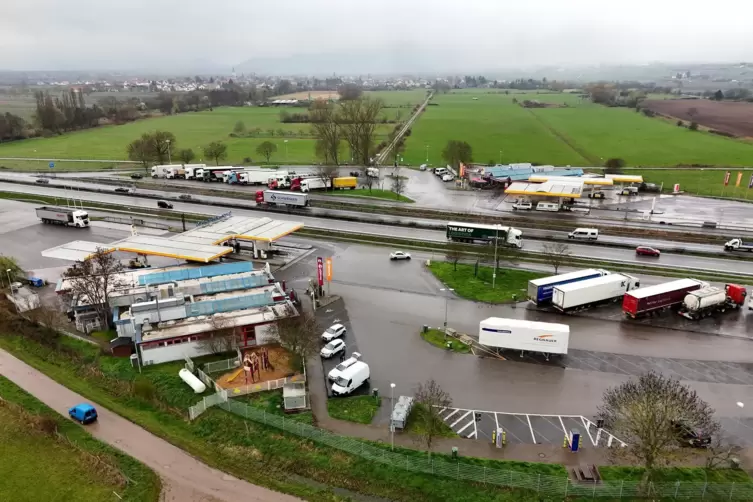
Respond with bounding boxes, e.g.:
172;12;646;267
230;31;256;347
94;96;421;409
457;420;474;435
467;429;477;439
438;407;447;414
526;414;537;443
558;416;567;435
444;408;460;420
450;410;472;428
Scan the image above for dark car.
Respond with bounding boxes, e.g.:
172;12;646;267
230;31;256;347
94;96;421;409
130;173;143;179
673;420;711;447
114;187;130;193
178;194;192;200
636;246;661;257
35;178;49;184
587;191;605;199
157;200;173;209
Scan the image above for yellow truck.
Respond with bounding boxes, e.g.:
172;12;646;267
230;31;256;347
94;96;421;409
333;176;357;190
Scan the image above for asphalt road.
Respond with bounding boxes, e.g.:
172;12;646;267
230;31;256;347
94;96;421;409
0;349;300;502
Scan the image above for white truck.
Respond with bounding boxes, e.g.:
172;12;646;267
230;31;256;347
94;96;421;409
183;164;206;180
165;167;185;179
255;190;309;207
366;167;379;178
479;317;569;358
299;178;331;192
724;238;753;252
36;206;90;228
150;165;173;178
331;360;370;396
552;273;640;312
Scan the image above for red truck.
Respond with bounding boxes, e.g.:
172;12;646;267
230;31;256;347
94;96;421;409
622;278;707;318
677;284;747;320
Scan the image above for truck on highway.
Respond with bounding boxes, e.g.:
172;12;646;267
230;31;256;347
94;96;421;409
255;190;309;207
445;221;523;248
677;284;747;320
333;177;357;190
297;177;331;192
622;278;707;318
151;165;172;178
528;268;610;306
36;206;90;228
724;238;753;252
552;273;640;312
479;317;570;358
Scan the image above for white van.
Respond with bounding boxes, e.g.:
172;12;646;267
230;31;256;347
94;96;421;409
568;228;599;240
327;352;361;381
331;361;370;396
619;186;638;196
536;201;560;212
434;167;448;177
512;200;533;211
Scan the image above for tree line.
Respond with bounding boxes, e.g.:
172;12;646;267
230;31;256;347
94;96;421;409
126;130;230;171
309;96;384;165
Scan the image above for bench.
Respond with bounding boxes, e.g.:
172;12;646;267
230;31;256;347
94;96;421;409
572;464;601;483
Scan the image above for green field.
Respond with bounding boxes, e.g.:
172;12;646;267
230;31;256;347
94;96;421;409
629;168;753;198
327;396;382;424
428;262;544;304
403;89;753;167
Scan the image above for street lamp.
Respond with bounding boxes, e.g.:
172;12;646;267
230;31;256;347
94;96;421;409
166;139;172;164
499;150;502;165
425;145;429;163
440;288;454;328
390;382;396;450
284;139;289;164
492;224;502;289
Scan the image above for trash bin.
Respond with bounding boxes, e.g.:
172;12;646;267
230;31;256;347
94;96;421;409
372;388;379;399
451;447;458;459
422;325;428;333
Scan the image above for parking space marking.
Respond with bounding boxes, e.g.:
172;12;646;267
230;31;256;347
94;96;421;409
450;410;472;428
444;408;460;421
457;420;474;436
525;414;537;443
558;416;567;437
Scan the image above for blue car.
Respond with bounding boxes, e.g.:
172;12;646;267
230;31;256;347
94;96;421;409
68;403;98;424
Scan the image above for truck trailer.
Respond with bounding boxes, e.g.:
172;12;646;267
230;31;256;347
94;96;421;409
724;238;753;252
528;269;610;306
36;206;90;228
255;190;309;207
298;178;331;192
150;165;172;178
622;278;707;318
677;284;747;320
333;177;357;190
479;317;570;357
183;164;206;180
445;221;523;248
552;273;640;312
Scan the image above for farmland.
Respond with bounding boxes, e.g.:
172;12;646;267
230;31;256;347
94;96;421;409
628;168;753;199
402;89;753;167
641;99;753;137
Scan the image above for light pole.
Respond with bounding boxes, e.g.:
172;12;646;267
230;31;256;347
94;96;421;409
492;225;500;289
166;139;172;164
499;150;502;165
440;288;454;328
390;382;396;450
425;145;429;163
284;140;289;163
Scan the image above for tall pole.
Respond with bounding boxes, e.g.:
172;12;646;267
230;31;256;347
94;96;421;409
390;383;396;450
499;150;502;165
440;288;454;328
166;140;172;164
425;145;429;163
492;226;499;289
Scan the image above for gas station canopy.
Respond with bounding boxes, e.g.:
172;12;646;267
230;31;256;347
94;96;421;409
529;175;613;186
605;174;644;184
505;179;584;198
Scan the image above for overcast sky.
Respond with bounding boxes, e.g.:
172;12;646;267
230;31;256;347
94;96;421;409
3;0;752;74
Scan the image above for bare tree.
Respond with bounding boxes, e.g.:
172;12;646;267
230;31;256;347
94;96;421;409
445;243;466;271
540;242;571;274
414;379;453;456
271;311;320;364
199;315;237;355
310;101;342;165
63;248;124;329
126;135;153;174
390;167;406;200
338;97;384;165
315;165;339;191
361;170;375;193
598;372;720;484
0;255;23;288
26;297;65;332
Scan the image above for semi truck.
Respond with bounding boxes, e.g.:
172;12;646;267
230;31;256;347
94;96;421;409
528;269;610;306
724;238;753;252
165;167;185;179
183;164;206;180
36;206;90;228
622;278;707;318
333;177;357;190
255;190;309;207
552;273;640;312
479;317;570;358
297;178;331;192
150;165;172;178
445;221;523;248
677;284;747;320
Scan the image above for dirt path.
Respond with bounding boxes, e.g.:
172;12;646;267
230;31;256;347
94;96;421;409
0;349;300;502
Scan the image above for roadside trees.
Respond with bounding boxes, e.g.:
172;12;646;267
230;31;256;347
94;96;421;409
441;140;472;170
390;167;407;200
540;242;571;274
62;248;124;330
202;141;228;165
272;311;320;371
177;148;196;165
337;97;384;166
445;243;466;271
255;141;277;164
126;135;154;174
413;379;452;456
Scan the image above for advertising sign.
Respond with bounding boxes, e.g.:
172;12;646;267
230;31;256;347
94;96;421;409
317;257;324;286
737;172;743;187
325;257;332;282
673;183;680;193
724;171;731;186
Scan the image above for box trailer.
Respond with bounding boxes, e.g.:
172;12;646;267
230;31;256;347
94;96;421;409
528;269;610;306
150;165;172;178
552;273;640;312
36;206;90;228
333;177;357;189
479;317;570;356
622;278;707;318
446;221;523;248
183;164;206;180
255;190;309;207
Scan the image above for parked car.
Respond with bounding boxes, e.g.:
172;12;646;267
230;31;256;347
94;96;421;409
587;191;605;199
672;420;711;447
512;201;533;210
35;178;49;184
157;200;173;209
178;194;192;200
390;251;411;260
322;323;347;342
636;246;661;257
320;339;346;358
130;173;143;179
68;403;98;425
419;164;428;171
618;187;638;196
441;173;455;182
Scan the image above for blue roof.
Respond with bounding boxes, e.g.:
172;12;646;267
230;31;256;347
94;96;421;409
71;403;96;412
138;262;253;286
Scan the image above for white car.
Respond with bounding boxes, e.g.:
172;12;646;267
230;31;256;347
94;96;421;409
442;173;455;182
328;352;362;381
390;251;411;260
320;339;346;359
322;323;347;342
512;201;532;210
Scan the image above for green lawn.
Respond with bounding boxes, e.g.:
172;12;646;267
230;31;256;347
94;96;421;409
403;90;753;167
628;168;753;199
420;328;470;353
0;376;160;502
327;395;382;424
600;465;752;484
318;187;414;203
428;262;544;304
366;89;428;107
245;390;313;425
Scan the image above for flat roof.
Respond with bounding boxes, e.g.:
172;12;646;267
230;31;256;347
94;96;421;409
42;240;115;261
505;180;583;198
529;175;613;186
176;215;303;244
605;174;644;183
112;235;233;263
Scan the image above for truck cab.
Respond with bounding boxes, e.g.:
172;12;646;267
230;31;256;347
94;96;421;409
72;210;90;227
724;238;753;252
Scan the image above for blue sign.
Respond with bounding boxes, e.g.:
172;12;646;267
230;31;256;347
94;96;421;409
49;162;55;169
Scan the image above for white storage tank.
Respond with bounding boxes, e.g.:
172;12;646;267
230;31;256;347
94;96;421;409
179;368;207;394
684;287;726;311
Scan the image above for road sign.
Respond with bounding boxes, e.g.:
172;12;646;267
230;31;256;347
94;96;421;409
316;257;324;286
325;257;332;282
49;162;55;169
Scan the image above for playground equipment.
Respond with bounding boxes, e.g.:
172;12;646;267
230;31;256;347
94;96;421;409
179;368;207;394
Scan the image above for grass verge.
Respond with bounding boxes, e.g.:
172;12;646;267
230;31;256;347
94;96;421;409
403;403;457;438
0;375;161;502
245;390;313;425
428;261;544;304
600;465;752;484
420;328;471;353
318;188;414;203
327;395;382;424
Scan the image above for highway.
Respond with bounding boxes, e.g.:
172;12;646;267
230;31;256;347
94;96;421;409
4;181;752;274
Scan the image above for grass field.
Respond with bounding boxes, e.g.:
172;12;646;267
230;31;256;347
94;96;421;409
0;376;160;502
420;328;471;353
428;262;544;304
403;89;753;167
630;168;753;198
327;396;382;424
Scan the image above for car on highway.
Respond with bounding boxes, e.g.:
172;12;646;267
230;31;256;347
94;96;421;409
157;200;173;209
35;178;49;184
618;187;639;196
130;173;143;179
672;420;711;447
114;187;134;194
178;194;192;200
390;251;411;260
68;403;98;425
320;339;346;359
635;246;661;257
322;323;346;342
512;201;533;210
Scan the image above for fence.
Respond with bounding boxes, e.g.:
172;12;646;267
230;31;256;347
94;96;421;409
188;389;228;420
101;216;170;230
222;374;305;398
217;398;753;500
202;357;240;375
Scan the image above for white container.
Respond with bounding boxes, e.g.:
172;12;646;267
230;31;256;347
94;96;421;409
479;318;570;355
553;274;639;311
683;287;727;311
179;368;207;394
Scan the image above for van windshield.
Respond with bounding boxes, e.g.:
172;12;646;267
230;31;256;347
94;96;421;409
335;376;348;387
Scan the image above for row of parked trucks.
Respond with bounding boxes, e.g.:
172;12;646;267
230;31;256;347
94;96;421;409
528;269;749;319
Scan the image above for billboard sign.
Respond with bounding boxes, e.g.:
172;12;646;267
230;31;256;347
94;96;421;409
317;257;324;286
325;257;332;282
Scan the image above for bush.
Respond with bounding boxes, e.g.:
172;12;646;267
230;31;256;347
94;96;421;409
689;122;699;131
132;377;156;401
676;120;684;127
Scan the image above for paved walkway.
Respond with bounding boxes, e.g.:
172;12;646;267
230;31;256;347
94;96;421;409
0;349;300;502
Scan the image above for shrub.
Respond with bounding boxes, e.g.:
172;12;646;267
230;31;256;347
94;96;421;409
132;377;156;401
689;122;699;131
676;120;684;127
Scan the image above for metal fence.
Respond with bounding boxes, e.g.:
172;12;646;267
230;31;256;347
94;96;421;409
188;390;228;420
217;398;753;500
203;357;240;375
222;374;305;398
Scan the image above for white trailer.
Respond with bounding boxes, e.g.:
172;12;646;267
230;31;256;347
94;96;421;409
479;317;569;357
241;170;278;185
300;178;332;192
151;165;172;178
257;190;309;207
165;167;185;179
552;273;640;312
36;206;90;228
